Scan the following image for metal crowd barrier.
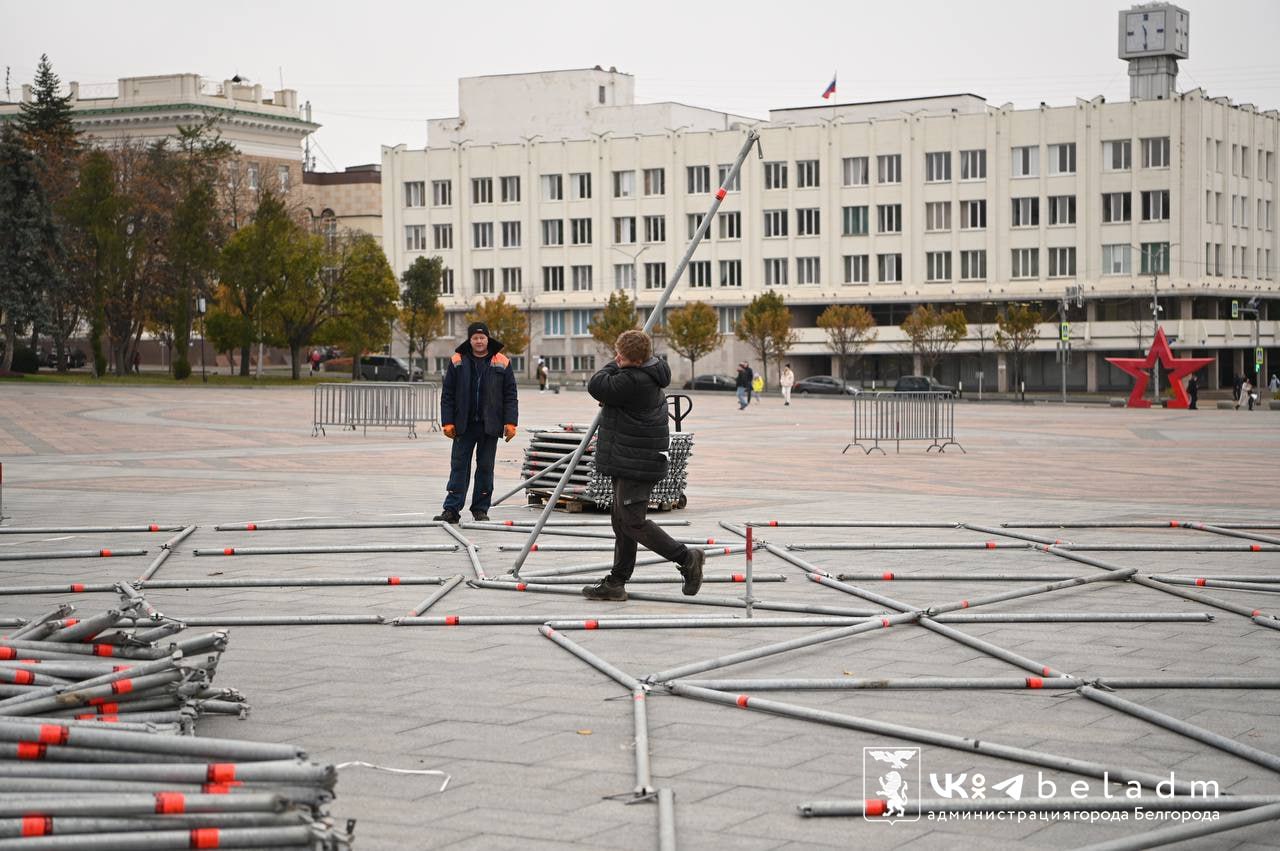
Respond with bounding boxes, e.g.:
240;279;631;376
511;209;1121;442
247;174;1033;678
312;382;440;438
843;391;964;455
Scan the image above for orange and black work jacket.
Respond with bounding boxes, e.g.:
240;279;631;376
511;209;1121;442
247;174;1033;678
441;339;519;437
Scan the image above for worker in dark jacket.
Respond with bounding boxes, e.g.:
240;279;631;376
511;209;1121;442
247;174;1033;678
434;321;519;524
582;330;704;601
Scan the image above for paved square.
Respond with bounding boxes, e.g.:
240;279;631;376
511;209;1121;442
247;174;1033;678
3;383;1279;849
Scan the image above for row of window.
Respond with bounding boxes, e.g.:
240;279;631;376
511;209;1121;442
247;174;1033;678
1206;140;1277;182
1205;192;1275;230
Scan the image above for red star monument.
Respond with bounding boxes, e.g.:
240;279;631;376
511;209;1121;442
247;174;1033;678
1105;327;1214;409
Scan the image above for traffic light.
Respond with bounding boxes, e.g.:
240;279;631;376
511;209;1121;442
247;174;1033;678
1232;299;1240;319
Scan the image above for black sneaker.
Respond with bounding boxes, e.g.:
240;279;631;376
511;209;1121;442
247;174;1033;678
433;509;461;524
679;548;705;596
582;577;627;601
471;511;490;522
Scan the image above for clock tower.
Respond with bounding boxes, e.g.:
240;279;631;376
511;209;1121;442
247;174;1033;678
1118;3;1189;100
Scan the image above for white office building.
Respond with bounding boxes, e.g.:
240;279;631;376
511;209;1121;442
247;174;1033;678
382;6;1278;392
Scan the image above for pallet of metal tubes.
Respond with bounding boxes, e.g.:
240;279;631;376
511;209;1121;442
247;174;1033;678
520;425;693;511
0;588;354;849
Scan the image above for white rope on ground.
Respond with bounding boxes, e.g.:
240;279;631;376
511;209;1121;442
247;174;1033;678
335;761;451;792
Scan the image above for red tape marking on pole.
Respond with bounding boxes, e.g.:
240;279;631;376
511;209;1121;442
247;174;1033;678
63;619;79;627
0;649;13;659
585;620;599;630
706;538;716;545
387;577;401;585
985;541;996;549
190;827;221;849
1041;666;1052;676
1195;578;1207;586
1252;610;1262;617
732;574;745;582
17;742;47;759
769;520;778;526
112;678;134;695
37;725;68;745
1026;677;1044;689
21;816;51;837
207;764;237;783
735;694;750;708
504;520;515;526
246;524;257;531
960;601;969;608
531;544;538;552
99;549;112;557
445;616;460;625
155;792;185;814
865;799;887;817
722;547;731;555
14;671;34;685
882;572;895;580
149;524;160;532
71;583;85;593
1170;520;1180;527
94;645;114;657
881;618;891;628
516;583;527;591
1251;545;1262;552
715;187;727;200
222;548;235;556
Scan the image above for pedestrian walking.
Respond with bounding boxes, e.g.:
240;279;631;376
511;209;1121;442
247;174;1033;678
1186;374;1199;409
751;372;764;404
1237;376;1255;411
434;322;519;524
131;350;141;374
1232;374;1243;405
536;357;549;393
780;363;795;406
735;362;753;410
1269;373;1279;399
310;349;321;374
581;330;704;601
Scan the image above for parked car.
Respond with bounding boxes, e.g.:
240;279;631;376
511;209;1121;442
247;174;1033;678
793;376;860;396
681;374;737;392
894;375;956;395
38;349;87;369
358;355;422;382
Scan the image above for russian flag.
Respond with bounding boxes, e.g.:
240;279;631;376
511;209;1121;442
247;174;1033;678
822;74;836;100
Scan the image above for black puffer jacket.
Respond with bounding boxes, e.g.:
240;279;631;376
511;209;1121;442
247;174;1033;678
588;357;670;483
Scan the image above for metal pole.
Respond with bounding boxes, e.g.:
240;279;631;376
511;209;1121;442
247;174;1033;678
135;525;197;583
801;796;1280;817
508;129;760;578
1177;521;1280;546
0;549;147;562
680;675;1280;691
393;575;465;622
538;626;640;691
632;687;653;796
520;545;750;578
657;787;677;851
744;524;754;618
193;544;455;556
0;525;182;535
439;522;486;580
491;447;575;507
1080;801;1280;851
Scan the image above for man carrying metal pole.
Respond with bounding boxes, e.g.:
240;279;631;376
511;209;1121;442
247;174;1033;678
581;330;705;601
507;129;761;578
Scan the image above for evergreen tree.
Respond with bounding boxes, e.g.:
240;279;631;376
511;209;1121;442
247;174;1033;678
0;124;59;372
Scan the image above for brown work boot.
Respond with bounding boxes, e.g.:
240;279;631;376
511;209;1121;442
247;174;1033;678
582;577;627;601
679;548;705;596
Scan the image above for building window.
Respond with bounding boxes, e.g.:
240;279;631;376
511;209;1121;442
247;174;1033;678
842;156;869;186
434;356;451;374
472;177;493;204
1142;137;1170;169
1103;140;1131;171
1048;247;1076;278
440;268;454;295
960;149;986;180
501;267;522;293
571;217;593;245
796;208;820;236
764;209;788;238
877;154;901;184
1048;143;1076;175
843;254;869;284
277;165;290;191
689;260;712;288
796;159;819;188
571;265;593;292
718;306;742;334
643;168;665;196
687;166;711;194
1012;145;1039;178
1048;195;1076;226
718;211;741;240
404;181;425;207
960;250;986;281
541;174;563;201
1242;147;1250;178
613;170;635;198
501;221;521;248
500;176;520;203
1102;192;1132;223
687;213;707;240
960;199;986;229
877;204;901;234
614;264;635;291
1102;244;1130;275
925;201;950;232
542;355;565;371
842;206;868;236
764;161;788;190
571;172;592;200
877;253;902;283
544;310;565;336
1140;242;1170;275
718;164;741;192
573;354;596;371
925;151;951;182
1011;248;1039;279
644;262;666;290
432;180;452;206
541;219;564;246
719;259;742;287
247;162;260;190
644;215;666;243
613;217;636;244
472;222;493;249
1141;190;1170;222
405;225;426;252
542;266;565;292
432;224;452;250
926;251;952;282
473;268;495;294
1011;197;1039;228
796;257;820;284
764;258;788;286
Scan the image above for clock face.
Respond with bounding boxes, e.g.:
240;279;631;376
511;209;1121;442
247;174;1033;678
1125;9;1168;52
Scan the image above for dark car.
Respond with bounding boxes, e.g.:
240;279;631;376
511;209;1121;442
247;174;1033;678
39;349;87;369
894;375;956;395
358;355;422;382
793;375;860;396
682;374;737;392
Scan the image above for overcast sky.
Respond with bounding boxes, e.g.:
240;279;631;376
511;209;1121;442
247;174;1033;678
5;0;1279;169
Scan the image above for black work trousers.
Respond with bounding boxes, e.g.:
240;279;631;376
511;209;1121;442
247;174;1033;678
609;477;689;582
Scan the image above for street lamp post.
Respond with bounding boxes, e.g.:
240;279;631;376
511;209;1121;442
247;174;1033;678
1134;242;1176;405
196;297;208;384
611;244;649;307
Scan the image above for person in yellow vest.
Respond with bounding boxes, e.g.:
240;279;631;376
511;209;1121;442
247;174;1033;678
751;372;764;404
434;322;518;523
